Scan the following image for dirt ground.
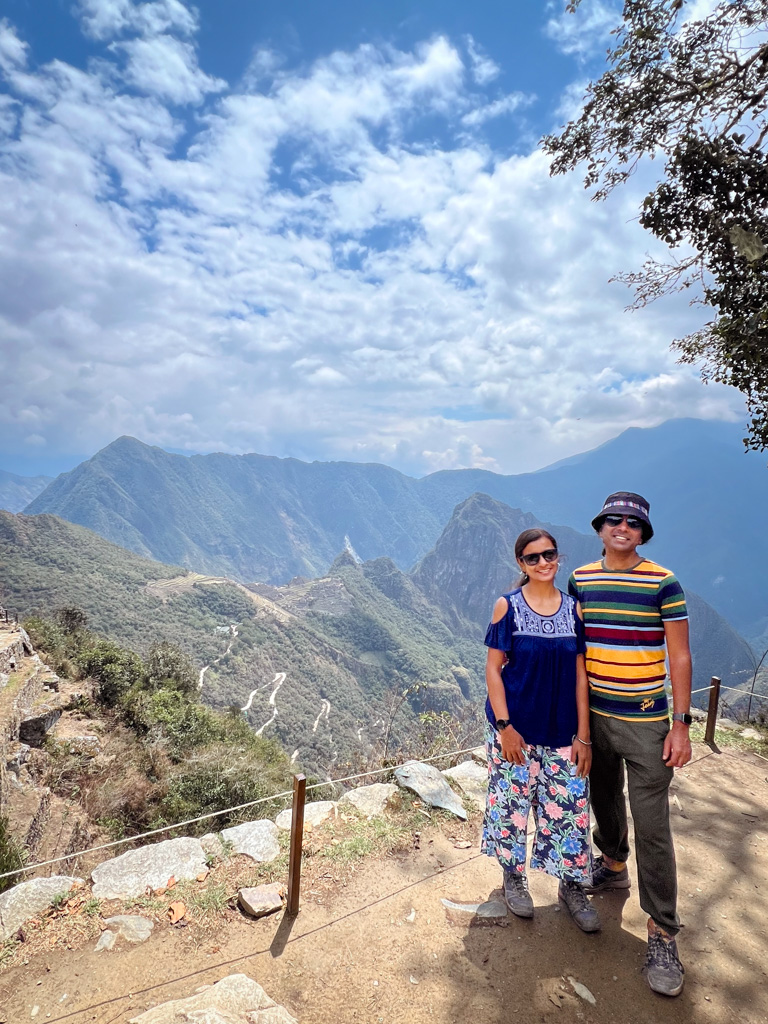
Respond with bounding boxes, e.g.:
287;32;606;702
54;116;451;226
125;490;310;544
1;742;767;1024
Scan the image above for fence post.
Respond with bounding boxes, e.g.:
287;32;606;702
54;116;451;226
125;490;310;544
704;676;721;745
286;773;306;916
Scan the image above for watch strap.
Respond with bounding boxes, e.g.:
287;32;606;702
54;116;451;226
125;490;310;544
672;712;693;725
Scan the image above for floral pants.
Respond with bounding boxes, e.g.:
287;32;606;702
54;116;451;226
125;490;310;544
482;724;592;882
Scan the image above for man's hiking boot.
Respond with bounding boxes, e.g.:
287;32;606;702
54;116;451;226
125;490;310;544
558;879;601;933
582;855;631;894
644;930;685;997
502;869;534;918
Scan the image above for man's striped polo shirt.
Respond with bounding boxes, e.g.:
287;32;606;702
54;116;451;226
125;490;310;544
568;559;688;722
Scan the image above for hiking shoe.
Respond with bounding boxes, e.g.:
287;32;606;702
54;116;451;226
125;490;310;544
582;855;631;894
503;869;534;918
558;879;601;933
644;931;685;997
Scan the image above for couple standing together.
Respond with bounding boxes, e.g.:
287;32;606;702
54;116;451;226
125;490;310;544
483;491;692;997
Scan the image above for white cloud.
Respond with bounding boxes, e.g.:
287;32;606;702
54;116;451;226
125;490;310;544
461;92;531;127
112;34;225;104
465;36;499;85
545;0;621;58
0;19;28;75
76;0;198;41
0;20;743;477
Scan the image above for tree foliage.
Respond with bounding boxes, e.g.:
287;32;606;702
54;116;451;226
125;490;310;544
543;0;768;448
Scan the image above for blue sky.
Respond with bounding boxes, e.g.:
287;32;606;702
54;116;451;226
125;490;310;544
0;0;738;478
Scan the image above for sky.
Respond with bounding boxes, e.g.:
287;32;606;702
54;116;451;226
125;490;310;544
0;0;741;478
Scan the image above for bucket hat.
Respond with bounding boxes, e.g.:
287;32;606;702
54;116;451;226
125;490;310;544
591;491;653;541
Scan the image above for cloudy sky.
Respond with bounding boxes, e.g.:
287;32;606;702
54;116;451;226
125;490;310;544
0;0;740;477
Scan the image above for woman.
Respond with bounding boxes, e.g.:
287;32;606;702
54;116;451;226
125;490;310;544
482;528;599;932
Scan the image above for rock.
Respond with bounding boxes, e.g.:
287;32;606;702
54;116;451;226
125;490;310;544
238;884;284;918
717;718;741;731
470;746;486;764
568;976;596;1005
127;973;298;1023
395;761;467;820
5;741;31;775
95;930;117;951
91;837;207;899
275;801;337;831
442;761;488;810
442;897;509;927
103;915;154;943
221;820;280;863
690;708;707;721
0;876;81;942
201;832;228;861
339;784;398;818
741;727;763;740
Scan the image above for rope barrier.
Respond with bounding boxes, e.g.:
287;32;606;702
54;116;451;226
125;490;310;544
719;684;768;702
0;743;483;883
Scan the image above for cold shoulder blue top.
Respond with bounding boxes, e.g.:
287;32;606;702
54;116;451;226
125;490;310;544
484;588;586;749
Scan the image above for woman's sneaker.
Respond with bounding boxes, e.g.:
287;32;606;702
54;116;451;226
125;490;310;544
558;880;601;933
583;855;631;894
503;869;534;918
644;930;685;996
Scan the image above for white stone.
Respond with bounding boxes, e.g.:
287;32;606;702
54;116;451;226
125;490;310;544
275;801;337;831
201;833;227;861
128;973;297;1024
91;837;207;899
103;914;154;943
0;876;81;942
442;761;488;810
95;930;117;951
221;820;280;863
395;761;467;820
740;727;763;740
442;897;508;926
339;784;398;818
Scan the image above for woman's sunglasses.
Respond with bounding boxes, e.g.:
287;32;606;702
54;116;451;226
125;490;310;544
520;548;558;566
603;514;644;530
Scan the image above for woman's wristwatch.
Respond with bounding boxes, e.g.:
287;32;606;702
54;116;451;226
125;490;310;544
495;719;511;730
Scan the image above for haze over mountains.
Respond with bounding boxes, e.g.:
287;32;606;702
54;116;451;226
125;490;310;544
22;419;768;641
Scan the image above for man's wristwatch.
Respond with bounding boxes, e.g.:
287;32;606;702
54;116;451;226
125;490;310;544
495;718;511;730
672;712;693;725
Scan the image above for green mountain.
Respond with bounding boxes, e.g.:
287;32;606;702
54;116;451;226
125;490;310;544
0;470;52;513
24;420;768;637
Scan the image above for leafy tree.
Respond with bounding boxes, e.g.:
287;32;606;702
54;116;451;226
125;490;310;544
77;638;144;706
543;0;768;448
55;605;89;634
144;641;198;696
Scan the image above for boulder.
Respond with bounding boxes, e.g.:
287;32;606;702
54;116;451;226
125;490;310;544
275;801;337;831
128;973;298;1023
91;837;207;899
394;761;467;820
238;883;284;918
221;820;280;863
0;876;81;941
442;761;488;811
470;746;486;764
201;832;228;861
339;783;399;818
741;727;763;740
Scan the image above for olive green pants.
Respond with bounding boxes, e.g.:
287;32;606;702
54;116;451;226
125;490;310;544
589;713;680;936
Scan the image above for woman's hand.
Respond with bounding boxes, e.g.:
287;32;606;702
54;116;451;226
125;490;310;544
571;737;592;778
499;725;527;766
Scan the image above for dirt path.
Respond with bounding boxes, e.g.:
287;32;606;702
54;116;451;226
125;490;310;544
1;744;767;1024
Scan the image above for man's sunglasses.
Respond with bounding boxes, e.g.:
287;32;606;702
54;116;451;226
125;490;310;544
520;548;558;566
603;514;644;530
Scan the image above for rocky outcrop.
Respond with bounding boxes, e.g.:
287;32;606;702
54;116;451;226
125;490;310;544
128;973;298;1023
0;875;81;941
91;837;208;899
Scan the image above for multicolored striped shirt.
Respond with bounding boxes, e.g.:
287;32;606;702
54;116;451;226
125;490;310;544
568;560;688;722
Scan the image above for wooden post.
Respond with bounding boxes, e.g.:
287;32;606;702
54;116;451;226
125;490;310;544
286;773;306;916
704;676;721;745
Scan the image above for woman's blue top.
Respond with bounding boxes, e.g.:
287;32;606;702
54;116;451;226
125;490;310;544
484;588;586;749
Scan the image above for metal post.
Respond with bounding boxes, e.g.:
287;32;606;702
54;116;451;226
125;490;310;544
286;773;306;916
704;676;721;745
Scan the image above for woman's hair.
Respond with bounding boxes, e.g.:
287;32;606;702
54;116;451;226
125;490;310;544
512;528;558;588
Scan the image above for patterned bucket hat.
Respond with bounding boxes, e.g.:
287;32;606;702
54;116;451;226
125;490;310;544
591;491;653;541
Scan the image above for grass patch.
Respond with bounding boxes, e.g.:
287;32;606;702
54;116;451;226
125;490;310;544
691;721;768;758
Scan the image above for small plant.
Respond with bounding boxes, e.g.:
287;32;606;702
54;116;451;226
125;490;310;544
83;898;102;917
0;816;26;893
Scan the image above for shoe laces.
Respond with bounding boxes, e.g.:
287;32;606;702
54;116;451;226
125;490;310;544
647;932;683;973
562;880;590;911
505;871;530;895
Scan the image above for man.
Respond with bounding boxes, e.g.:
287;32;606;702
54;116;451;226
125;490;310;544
568;492;692;997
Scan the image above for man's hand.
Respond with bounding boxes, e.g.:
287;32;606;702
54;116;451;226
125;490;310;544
570;738;592;778
499;725;527;766
663;721;692;768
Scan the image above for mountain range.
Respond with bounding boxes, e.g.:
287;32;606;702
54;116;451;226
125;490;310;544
22;419;768;641
0;492;756;772
0;470;52;514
